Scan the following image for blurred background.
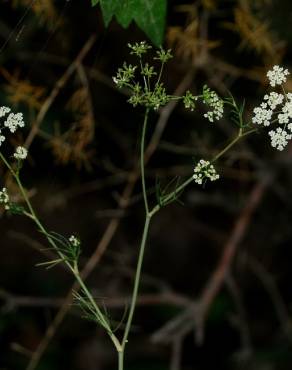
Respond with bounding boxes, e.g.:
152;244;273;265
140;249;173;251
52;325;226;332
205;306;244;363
1;0;292;369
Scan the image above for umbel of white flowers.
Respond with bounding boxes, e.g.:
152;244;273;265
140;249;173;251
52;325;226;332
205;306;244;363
252;65;292;151
0;107;25;146
14;146;28;160
0;107;28;160
193;159;220;185
0;188;10;210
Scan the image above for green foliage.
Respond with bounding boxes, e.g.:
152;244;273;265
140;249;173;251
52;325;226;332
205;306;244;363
113;42;199;114
92;0;167;46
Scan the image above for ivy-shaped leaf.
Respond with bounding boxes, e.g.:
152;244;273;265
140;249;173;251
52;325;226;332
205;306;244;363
133;0;166;46
115;0;136;28
91;0;99;6
95;0;167;46
99;0;119;26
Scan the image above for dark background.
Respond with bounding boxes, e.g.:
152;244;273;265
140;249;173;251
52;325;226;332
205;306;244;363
1;0;292;369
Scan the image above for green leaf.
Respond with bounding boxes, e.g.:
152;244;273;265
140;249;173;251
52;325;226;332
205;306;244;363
133;0;167;46
91;0;99;6
99;0;167;46
100;0;119;26
115;0;136;28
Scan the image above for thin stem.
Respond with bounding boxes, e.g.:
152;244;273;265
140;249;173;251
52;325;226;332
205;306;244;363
212;130;242;163
140;59;148;92
156;61;165;86
160;176;194;207
73;270;122;352
122;215;151;349
213;127;257;162
0;151;123;353
141;108;150;214
118;350;124;370
151;127;257;213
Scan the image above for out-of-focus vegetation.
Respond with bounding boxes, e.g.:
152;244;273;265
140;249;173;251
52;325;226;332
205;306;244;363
1;0;292;369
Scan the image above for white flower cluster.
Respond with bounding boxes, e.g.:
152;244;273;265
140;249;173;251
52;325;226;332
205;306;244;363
252;103;273;126
0;187;10;210
193;159;220;185
69;235;80;247
269;128;292;151
4;112;25;133
252;66;292;150
0;106;25;147
267;65;289;87
0;107;11;118
14;146;28;160
203;87;224;123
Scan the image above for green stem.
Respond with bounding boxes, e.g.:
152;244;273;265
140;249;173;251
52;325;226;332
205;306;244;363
160;176;194;207
122;214;151;349
0;151;122;354
156;61;165;86
213;128;257;162
118;350;124;370
141;108;150;214
151;127;257;213
73;269;122;351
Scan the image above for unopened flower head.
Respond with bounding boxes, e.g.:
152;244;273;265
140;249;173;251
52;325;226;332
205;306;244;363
267;65;289;87
202;85;224;122
183;91;197;111
154;48;173;63
128;41;151;57
193;159;220;185
0;187;10;210
14;146;28;160
112;63;137;88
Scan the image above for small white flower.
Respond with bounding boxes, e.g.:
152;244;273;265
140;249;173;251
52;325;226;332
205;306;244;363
252;102;273;126
4;112;25;133
0;133;5;146
0;106;11;118
269;127;292;151
69;235;80;247
282;100;292;117
193;159;220;185
267;65;289;87
263;92;284;110
0;187;10;210
277;100;292;124
202;86;224;122
278;112;289;124
14;146;28;160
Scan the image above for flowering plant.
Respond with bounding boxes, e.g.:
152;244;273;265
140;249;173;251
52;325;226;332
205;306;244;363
0;41;291;370
252;65;292;150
